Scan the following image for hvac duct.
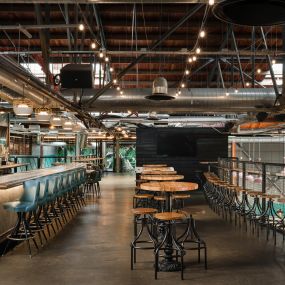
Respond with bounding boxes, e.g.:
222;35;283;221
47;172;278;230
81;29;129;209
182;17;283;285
74;88;277;113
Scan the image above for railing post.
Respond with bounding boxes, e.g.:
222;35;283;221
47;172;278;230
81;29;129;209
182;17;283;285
37;157;41;169
262;163;266;212
242;162;246;189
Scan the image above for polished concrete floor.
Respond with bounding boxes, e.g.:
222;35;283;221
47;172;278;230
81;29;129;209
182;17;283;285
0;173;285;284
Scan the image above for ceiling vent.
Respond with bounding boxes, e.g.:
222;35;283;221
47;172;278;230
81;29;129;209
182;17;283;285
213;0;285;26
145;77;175;101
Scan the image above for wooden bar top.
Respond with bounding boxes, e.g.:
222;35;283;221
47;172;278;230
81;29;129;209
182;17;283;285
0;163;29;170
73;157;103;162
141;174;184;181
0;163;86;190
140;181;198;192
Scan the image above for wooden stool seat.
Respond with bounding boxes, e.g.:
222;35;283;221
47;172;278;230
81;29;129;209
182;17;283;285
178;207;206;217
153;196;166;201
134;194;153;199
173;194;191;200
132;207;157;215
154;211;185;221
247;191;262;197
261;194;281;200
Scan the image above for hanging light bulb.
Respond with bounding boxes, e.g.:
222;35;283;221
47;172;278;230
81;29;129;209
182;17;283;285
78;23;85;31
62;119;73;130
188;57;193;63
196;47;201;54
272;59;276;65
185;69;190;75
178;90;181;95
192;56;197;61
99;51;104;58
257;68;261;74
226;92;229;96
199;30;206;38
116;86;121;91
113;79;117;84
91;42;96;49
209;0;215;6
127;110;132;114
235;88;238;93
120;90;124;95
246;82;250;87
175;92;178;97
110;67;114;72
105;57;109;62
181;83;185;88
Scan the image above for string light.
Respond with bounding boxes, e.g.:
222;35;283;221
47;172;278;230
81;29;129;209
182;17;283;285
113;79;117;84
196;47;201;54
209;0;215;5
246;82;250;87
116;86;121;91
192;56;197;61
91;42;96;49
178;90;181;95
199;30;206;38
185;69;190;75
226;92;229;96
257;68;261;74
78;23;85;31
272;59;276;65
188;57;193;63
235;88;238;93
105;57;109;62
175;92;178;97
99;51;104;58
120;90;124;95
110;67;114;72
181;83;185;88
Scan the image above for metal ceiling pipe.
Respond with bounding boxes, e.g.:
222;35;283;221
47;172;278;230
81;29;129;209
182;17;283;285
69;88;277;113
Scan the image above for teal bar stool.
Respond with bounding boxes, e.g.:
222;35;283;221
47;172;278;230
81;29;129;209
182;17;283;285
54;174;69;223
2;179;40;257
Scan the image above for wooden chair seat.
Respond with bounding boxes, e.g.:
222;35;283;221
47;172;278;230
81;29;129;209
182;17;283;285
178;207;206;217
154;211;185;221
172;194;191;200
153;196;166;201
134;194;153;199
132;207;157;215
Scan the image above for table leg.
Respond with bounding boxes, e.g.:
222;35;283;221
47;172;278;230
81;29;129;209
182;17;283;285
158;192;182;272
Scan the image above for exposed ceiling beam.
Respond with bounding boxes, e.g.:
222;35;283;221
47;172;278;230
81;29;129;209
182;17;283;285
84;4;205;106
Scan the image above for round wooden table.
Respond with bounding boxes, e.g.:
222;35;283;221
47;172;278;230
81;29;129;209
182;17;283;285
142;167;173;172
141;170;177;175
140;181;198;211
143;164;167;167
140;174;184;182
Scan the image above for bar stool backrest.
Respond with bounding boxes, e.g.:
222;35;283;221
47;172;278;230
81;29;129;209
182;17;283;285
21;179;40;204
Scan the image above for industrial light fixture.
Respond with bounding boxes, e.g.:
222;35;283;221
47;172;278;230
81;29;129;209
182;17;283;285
62;119;73;130
35;107;52;121
50;115;62;127
13;99;33;116
145;77;175;100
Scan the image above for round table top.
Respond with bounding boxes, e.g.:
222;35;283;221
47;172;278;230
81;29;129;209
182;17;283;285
143;164;167;167
141;170;177;175
142;167;174;172
140;181;198;192
141;174;184;181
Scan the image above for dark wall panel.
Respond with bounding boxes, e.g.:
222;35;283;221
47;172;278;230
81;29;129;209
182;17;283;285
136;128;228;184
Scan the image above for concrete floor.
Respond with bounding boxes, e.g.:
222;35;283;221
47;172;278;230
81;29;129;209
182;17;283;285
0;173;285;285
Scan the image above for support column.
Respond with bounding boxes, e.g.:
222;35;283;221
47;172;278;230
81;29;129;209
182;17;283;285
115;138;120;173
75;134;81;158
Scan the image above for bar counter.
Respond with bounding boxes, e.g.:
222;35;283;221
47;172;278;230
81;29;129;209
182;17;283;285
0;163;86;239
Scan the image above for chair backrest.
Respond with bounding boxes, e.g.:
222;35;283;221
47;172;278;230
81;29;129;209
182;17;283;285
21;179;40;204
38;178;49;203
48;175;58;197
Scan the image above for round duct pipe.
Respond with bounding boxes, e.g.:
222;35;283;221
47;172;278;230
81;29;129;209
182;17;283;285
213;0;285;26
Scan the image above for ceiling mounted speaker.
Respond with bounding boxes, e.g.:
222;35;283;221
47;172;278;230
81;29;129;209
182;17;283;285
145;77;174;100
213;0;285;26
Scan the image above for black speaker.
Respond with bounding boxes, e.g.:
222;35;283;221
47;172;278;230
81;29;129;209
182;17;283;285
60;64;94;89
